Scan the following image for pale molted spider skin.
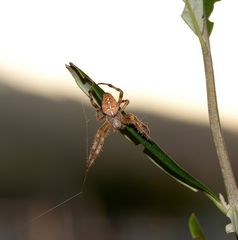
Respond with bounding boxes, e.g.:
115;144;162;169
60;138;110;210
86;83;150;171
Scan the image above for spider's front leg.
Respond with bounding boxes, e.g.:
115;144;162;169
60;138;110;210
120;99;130;112
86;122;111;171
89;89;105;120
122;113;150;139
98;83;124;105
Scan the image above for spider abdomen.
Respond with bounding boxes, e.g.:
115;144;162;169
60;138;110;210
102;93;119;116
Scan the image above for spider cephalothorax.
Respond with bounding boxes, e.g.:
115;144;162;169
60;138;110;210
86;83;150;171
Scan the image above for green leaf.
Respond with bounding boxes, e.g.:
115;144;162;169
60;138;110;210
66;63;221;207
189;213;207;240
65;62;94;97
204;0;220;35
181;0;220;37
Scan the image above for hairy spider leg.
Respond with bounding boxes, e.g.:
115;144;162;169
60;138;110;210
86;121;111;171
122;113;150;139
120;99;130;112
89;89;105;120
89;89;100;110
98;83;124;106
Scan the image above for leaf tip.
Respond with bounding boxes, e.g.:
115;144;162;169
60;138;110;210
189;213;207;240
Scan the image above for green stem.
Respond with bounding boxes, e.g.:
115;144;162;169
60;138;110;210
200;21;238;208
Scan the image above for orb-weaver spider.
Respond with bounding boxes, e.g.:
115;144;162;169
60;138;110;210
86;83;150;171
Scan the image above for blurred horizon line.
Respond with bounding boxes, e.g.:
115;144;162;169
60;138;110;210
0;69;237;133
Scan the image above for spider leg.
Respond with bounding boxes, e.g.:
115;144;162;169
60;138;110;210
98;83;124;105
121;113;150;139
89;89;105;120
89;89;100;110
95;111;106;121
120;99;130;112
86;121;111;171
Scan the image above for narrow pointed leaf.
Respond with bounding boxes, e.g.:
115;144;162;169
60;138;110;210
189;213;207;240
65;62;94;97
66;63;221;206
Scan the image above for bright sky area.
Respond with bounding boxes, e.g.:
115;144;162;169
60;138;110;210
0;0;237;130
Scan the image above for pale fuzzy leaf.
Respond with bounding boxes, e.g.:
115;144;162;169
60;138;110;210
181;0;204;36
182;0;221;36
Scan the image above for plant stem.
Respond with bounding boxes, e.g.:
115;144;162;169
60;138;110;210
200;23;238;207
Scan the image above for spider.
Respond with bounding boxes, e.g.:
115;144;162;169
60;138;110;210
86;83;150;171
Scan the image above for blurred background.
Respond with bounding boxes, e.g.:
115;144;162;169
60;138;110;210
0;0;238;239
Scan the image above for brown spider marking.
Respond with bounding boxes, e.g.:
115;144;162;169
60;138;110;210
86;83;150;171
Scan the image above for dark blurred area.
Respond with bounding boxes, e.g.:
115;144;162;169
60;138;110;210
0;80;237;240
